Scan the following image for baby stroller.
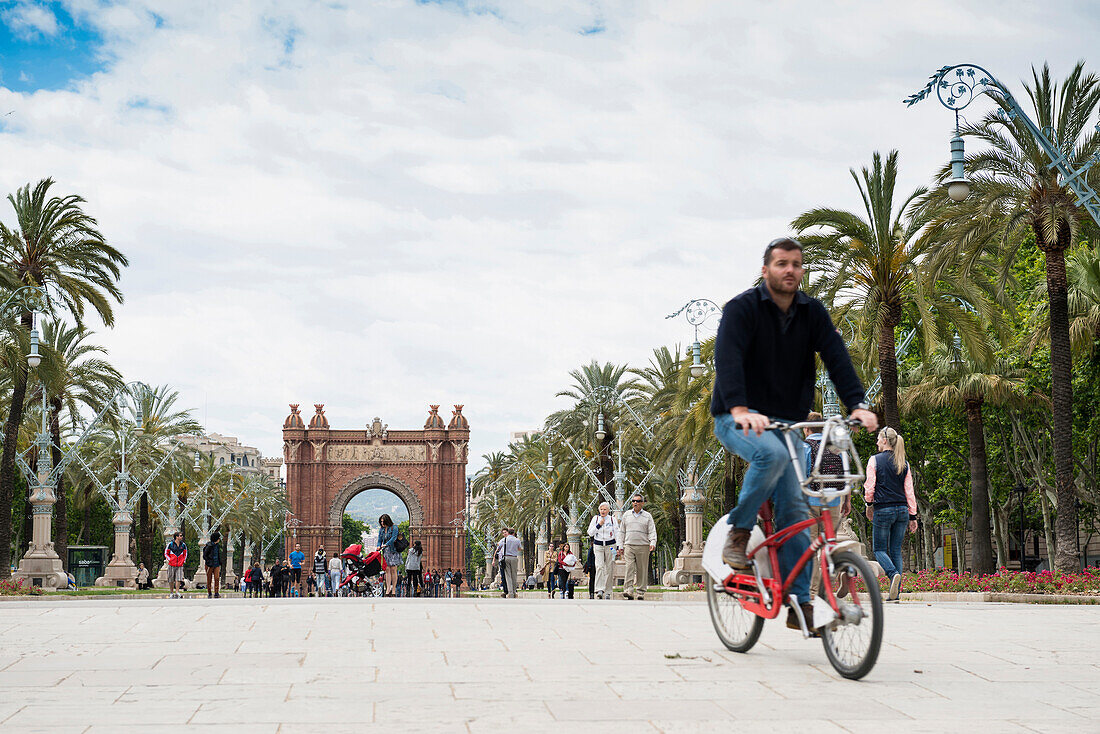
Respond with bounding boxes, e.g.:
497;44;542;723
338;543;386;597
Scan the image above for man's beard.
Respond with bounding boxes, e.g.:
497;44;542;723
766;274;799;295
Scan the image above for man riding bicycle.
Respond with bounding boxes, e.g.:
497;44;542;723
712;237;878;634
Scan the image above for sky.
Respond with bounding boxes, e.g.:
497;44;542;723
0;0;1098;474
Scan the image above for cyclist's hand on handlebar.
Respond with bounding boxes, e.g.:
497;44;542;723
851;408;879;432
731;407;770;436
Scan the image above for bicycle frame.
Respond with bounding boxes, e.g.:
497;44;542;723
720;417;866;619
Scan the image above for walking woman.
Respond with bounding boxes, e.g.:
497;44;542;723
405;540;424;596
543;542;557;598
864;427;917;601
377;514;401;596
555;542;577;599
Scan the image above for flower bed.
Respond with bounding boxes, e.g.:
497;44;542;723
0;578;45;596
881;567;1100;595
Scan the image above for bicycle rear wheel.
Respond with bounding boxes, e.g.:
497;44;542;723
820;550;883;679
706;577;764;653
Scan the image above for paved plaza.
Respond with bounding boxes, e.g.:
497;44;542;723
0;597;1096;733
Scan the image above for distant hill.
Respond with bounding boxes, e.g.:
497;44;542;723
344;489;410;527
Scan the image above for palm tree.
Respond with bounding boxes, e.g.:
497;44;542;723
793;150;996;430
930;63;1100;571
902;347;1036;574
37;319;124;570
0;179;127;577
1026;243;1100;359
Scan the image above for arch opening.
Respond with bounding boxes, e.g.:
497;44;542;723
328;471;425;531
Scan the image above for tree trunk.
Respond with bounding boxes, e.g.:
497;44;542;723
991;503;1007;568
49;398;68;572
81;483;93;544
877;316;900;429
1041;241;1078;571
0;310;32;578
139;492;152;569
1040;489;1057;567
965;398;995;575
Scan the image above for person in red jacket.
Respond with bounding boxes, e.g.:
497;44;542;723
165;531;188;599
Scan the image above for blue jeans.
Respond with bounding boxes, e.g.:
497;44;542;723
714;412;812;605
872;505;907;577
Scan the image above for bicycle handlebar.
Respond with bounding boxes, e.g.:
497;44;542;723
763;417;866;432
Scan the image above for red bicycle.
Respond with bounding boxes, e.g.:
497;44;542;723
704;416;884;680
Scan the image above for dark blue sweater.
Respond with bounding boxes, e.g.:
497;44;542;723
710;284;866;421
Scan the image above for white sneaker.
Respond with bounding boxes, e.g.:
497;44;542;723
889;574;902;601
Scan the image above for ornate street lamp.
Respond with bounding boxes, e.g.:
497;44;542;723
906;63;1100;226
666;298;721;378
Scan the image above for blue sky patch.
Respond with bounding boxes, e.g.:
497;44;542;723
0;1;106;92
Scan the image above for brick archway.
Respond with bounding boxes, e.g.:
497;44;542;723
329;472;425;529
282;405;469;571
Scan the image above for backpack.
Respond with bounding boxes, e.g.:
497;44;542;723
394;532;409;553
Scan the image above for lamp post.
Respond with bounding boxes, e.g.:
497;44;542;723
666;298;721;378
1;287;64;589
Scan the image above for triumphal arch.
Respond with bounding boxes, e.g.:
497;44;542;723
281;404;469;570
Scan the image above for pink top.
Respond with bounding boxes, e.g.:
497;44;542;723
864;458;917;516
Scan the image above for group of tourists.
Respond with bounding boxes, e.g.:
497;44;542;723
496;495;658;600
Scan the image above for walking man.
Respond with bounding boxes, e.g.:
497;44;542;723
164;531;187;599
587;502;617;599
712;237;875;634
203;530;223;599
497;529;521;598
289;543;305;596
617;494;656;600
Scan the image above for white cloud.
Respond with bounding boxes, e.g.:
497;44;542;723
3;0;59;39
0;0;1096;473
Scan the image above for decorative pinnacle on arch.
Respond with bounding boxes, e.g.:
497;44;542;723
425;405;446;429
283;404;305;430
308;404;329;430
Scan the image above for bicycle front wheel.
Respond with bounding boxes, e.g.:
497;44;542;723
820;550;883;680
706;577;764;653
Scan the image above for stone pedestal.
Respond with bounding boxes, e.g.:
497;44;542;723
190;532;210;589
535;526;547;569
96;510;137;588
153;529;174;589
13;484;68;591
662;484;705;587
223;536;238;590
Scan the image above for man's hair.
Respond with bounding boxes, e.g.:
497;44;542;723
807;411;823;421
631;494;644;502
763;237;803;265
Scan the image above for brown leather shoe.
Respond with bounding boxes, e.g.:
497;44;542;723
722;528;752;569
786;602;820;636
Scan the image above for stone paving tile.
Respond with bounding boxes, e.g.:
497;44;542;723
548;698;729;721
0;725;90;734
830;721;1032;733
650;723;847;734
192;697;368;725
4;701;200;727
